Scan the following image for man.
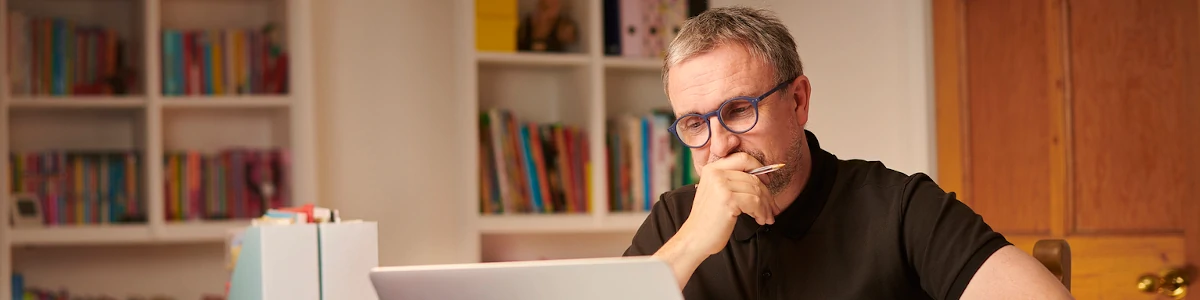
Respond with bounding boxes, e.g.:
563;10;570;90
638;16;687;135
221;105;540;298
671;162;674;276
623;6;1073;299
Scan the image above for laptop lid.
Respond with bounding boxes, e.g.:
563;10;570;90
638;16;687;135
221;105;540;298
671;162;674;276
370;256;683;300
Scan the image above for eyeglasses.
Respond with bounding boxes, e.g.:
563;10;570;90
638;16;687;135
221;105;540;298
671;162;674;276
667;77;795;148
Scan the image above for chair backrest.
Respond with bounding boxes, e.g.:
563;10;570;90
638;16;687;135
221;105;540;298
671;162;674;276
1032;239;1072;291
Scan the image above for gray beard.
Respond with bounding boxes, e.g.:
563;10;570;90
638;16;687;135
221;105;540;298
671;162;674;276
739;129;805;195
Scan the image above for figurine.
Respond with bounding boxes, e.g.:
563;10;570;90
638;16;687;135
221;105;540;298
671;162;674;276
517;0;579;52
262;24;288;94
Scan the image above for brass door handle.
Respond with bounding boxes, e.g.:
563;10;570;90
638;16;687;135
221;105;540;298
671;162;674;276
1138;267;1191;299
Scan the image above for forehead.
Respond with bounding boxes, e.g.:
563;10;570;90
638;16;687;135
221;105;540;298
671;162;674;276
666;44;773;116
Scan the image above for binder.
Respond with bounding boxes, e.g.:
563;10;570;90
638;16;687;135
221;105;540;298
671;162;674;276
228;221;380;300
604;0;622;55
318;222;380;300
228;224;321;300
619;0;646;57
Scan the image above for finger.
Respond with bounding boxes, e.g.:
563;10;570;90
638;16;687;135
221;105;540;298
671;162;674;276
730;192;771;225
704;152;765;173
767;199;779;224
722;179;764;197
771;198;782;216
722;172;777;223
724;172;776;207
722;170;766;186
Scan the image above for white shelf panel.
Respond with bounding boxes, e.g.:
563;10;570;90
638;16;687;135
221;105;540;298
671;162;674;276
10;224;154;246
160;96;291;108
8;96;148;109
603;57;662;71
478;212;649;234
9;220;253;246
159;220;251;243
476;52;591;67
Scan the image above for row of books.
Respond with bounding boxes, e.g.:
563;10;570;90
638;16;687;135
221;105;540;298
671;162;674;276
161;26;289;96
603;0;709;58
10;152;143;225
164;149;291;221
7;12;135;96
607;112;699;212
479;109;592;214
10;273;206;300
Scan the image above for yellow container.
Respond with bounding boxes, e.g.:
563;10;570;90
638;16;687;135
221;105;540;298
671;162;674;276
476;0;517;18
476;18;518;52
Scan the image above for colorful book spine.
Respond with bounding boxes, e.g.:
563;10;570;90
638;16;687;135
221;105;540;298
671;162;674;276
604;112;693;212
159;149;291;221
9;152;144;225
158;27;286;96
7;14;130;95
477;109;592;214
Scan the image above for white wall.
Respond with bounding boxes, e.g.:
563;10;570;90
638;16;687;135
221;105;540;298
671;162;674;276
713;0;936;177
308;0;935;268
312;0;468;266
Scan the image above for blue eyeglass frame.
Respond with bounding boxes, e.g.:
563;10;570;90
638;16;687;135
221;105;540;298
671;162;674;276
667;77;796;148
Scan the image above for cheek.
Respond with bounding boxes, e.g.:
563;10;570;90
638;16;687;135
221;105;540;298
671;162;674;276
746;114;797;159
690;149;707;170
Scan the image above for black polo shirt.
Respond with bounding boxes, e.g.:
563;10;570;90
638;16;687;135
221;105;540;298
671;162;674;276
624;130;1009;299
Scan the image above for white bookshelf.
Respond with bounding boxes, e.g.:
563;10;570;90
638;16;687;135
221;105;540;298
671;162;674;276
602;57;662;71
476;51;592;67
0;0;315;298
11;224;154;246
459;0;676;263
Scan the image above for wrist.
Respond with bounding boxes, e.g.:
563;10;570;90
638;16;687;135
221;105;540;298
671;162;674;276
662;224;709;263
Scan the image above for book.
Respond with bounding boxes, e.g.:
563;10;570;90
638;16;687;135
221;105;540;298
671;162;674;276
161;148;292;221
6;13;129;95
161;27;283;96
477;109;591;214
10;151;144;225
607;113;697;212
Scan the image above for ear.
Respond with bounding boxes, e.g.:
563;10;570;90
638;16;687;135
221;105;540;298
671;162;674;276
791;75;812;126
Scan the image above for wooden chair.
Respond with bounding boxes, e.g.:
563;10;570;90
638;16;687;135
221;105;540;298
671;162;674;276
1032;239;1072;291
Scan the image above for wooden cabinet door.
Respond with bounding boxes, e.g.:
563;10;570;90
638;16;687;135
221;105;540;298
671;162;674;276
934;0;1200;298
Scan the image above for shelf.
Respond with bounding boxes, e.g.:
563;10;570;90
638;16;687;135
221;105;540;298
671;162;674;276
8;96;147;109
603;57;662;71
160;96;291;108
159;220;251;243
478;212;649;234
8;220;253;246
10;224;154;246
476;51;591;67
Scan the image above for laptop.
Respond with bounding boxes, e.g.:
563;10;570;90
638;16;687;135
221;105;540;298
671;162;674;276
370;256;684;300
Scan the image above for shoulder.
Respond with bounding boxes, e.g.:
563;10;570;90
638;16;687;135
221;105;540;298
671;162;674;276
830;159;950;217
835;159;941;196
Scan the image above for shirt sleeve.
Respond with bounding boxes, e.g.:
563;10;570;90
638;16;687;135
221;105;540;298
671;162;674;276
900;174;1011;300
623;193;681;256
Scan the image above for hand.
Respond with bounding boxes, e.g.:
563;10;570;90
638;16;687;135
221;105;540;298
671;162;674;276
678;152;780;256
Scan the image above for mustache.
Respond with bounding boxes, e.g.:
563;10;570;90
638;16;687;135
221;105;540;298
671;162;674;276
709;148;770;165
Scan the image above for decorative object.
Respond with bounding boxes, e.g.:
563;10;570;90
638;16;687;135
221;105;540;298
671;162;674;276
518;0;579;52
10;193;42;228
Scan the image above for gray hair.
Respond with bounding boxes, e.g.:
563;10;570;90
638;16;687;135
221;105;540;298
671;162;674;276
662;6;803;95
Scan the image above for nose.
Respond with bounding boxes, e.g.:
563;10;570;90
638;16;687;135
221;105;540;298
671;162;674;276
707;118;740;161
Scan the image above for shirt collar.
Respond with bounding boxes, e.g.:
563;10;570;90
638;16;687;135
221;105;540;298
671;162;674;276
733;130;837;241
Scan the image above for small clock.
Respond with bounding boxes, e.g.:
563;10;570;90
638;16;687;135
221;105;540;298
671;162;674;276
10;193;43;228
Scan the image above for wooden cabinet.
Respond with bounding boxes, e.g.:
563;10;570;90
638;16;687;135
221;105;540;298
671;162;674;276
935;0;1200;298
